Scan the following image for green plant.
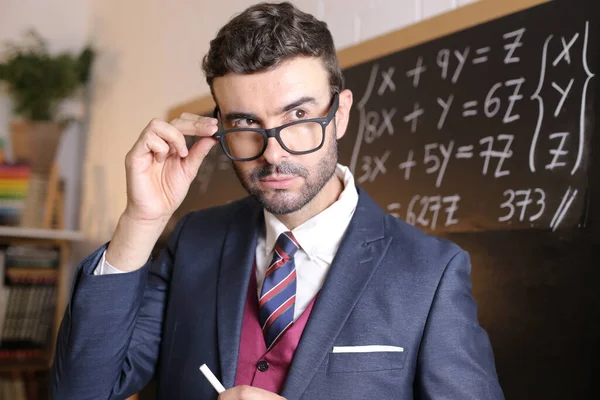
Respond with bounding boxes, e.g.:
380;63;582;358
0;29;94;121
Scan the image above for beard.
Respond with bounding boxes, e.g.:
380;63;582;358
233;132;339;215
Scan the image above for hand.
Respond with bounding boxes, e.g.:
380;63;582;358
123;114;219;222
218;385;286;400
104;114;218;271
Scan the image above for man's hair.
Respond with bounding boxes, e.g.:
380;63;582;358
202;2;344;97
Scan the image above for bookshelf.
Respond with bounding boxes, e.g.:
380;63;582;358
0;230;142;400
0;227;83;241
0;229;82;398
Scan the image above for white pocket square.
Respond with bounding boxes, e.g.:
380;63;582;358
332;345;404;353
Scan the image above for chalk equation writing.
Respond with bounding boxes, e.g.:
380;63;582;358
349;21;595;232
386;194;461;231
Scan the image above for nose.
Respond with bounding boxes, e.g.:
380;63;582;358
261;136;289;165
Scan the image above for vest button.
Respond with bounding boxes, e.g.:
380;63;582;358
257;360;269;372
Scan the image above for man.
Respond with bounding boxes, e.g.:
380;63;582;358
51;2;504;399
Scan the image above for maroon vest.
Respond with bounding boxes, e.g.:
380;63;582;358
234;264;316;393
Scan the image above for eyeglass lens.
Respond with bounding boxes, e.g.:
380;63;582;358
222;121;323;160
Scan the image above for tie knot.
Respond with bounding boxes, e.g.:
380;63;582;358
275;232;300;259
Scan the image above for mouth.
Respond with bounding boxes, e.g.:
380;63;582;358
259;175;297;189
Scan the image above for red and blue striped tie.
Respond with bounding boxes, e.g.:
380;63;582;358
259;231;300;349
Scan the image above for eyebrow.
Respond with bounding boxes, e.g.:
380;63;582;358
280;96;318;113
222;96;319;122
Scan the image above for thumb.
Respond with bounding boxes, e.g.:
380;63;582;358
182;137;219;178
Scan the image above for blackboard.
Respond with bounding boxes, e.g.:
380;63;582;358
163;0;600;398
340;3;596;233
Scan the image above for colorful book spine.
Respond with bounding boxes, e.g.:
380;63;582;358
0;164;31;226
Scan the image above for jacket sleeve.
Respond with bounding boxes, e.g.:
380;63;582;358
415;250;505;400
50;213;191;400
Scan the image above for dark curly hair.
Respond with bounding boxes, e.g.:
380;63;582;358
202;2;344;98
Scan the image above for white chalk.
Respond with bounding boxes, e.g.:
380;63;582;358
199;363;226;394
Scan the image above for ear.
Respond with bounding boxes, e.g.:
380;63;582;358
334;89;353;140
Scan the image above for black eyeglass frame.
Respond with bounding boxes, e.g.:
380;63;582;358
211;92;340;162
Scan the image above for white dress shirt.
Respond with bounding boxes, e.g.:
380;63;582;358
94;164;359;321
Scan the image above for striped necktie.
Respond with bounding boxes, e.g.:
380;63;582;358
259;231;300;349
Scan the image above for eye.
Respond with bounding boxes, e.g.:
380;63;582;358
291;109;307;120
235;118;258;128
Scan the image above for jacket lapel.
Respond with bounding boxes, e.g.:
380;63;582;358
282;189;392;400
217;198;263;388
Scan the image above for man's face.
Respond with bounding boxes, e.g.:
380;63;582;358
212;57;353;215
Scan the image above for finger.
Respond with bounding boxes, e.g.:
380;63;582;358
131;130;186;161
217;385;250;400
137;119;189;158
217;385;285;400
171;114;215;124
143;134;170;163
170;117;219;138
167;142;179;157
179;112;200;120
182;137;219;177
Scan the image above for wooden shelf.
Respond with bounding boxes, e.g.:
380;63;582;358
0;358;49;372
5;268;58;278
0;226;83;241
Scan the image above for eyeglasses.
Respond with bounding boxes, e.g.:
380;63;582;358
212;92;339;161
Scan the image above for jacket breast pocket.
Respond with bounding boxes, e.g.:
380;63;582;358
327;346;406;373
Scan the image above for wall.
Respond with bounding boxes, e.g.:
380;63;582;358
1;0;478;247
0;0;91;231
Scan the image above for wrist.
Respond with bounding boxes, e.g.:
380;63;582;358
120;209;170;230
105;212;169;272
122;205;172;227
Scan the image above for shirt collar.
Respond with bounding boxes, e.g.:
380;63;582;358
263;164;359;261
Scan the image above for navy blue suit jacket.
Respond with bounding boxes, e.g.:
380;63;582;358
51;188;504;399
